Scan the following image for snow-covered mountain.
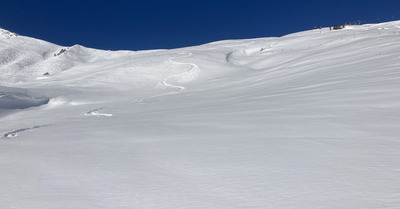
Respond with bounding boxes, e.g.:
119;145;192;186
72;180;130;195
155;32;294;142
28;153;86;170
1;21;400;209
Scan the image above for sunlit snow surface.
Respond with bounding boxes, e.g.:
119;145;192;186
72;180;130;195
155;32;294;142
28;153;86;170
1;22;400;208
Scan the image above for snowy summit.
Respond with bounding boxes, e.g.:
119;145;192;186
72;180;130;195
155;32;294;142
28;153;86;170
1;21;400;208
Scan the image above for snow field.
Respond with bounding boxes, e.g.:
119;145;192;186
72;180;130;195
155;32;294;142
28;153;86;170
1;21;400;208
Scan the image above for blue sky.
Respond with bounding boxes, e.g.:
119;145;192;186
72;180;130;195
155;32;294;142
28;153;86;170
1;0;400;50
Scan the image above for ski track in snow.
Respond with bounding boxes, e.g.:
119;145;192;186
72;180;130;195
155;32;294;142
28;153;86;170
84;108;113;117
162;52;199;94
1;125;49;139
132;52;199;103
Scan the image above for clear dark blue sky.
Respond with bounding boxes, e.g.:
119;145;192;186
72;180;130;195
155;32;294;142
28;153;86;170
1;0;399;50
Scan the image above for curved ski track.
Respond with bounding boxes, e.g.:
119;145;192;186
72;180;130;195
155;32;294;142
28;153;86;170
162;52;199;94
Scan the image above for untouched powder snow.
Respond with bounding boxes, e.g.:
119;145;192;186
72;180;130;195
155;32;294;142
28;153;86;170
1;21;400;209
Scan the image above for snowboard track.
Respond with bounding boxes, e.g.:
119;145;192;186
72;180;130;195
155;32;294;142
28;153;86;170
85;108;113;117
1;125;49;139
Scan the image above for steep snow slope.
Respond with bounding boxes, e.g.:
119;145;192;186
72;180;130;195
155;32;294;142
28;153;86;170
1;21;400;209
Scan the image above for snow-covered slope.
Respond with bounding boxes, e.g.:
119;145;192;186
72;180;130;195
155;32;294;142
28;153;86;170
1;21;400;209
